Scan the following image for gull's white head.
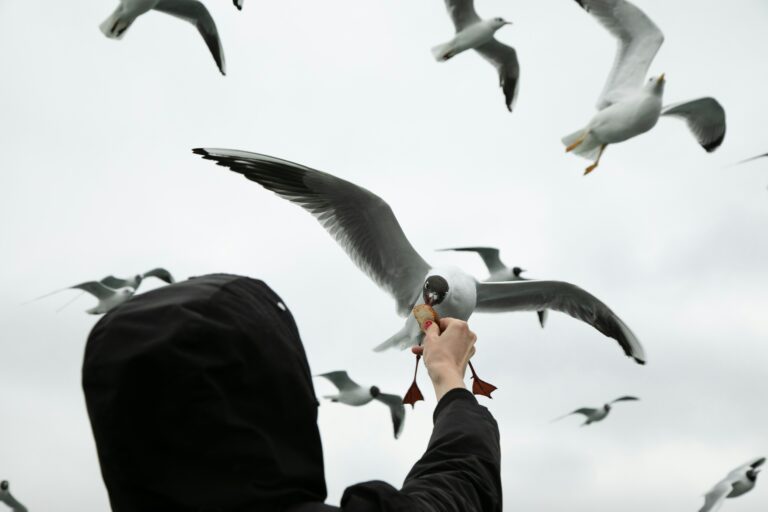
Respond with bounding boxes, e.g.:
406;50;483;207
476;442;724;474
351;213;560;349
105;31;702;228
489;17;512;31
644;73;666;95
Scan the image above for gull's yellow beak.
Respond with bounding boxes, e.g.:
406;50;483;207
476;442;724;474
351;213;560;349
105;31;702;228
658;73;666;83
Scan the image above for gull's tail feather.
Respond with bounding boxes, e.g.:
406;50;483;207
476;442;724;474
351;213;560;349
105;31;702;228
431;41;458;62
374;326;411;352
100;8;133;40
562;128;602;160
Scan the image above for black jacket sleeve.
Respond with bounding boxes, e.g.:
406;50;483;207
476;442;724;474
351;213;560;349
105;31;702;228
339;388;502;512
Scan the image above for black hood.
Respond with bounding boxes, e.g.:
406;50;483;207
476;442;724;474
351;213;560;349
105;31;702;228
82;274;326;512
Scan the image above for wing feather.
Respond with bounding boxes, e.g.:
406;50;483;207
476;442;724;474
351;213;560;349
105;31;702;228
661;97;726;152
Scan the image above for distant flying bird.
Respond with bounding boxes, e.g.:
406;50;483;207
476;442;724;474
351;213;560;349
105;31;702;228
317;371;406;439
699;457;765;512
0;481;28;512
100;267;175;290
432;0;520;112
439;247;547;327
554;396;639;426
100;0;226;75
194;149;646;378
563;0;726;175
70;282;135;315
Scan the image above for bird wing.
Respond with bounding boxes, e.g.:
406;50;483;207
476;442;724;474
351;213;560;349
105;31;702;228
233;0;244;10
699;481;731;512
142;267;176;284
443;0;481;32
475;280;645;364
193;149;432;316
728;457;766;478
71;281;116;300
736;153;768;165
474;40;520;112
661;98;726;152
153;0;226;75
574;0;664;109
100;275;129;289
317;371;361;392
553;407;598;422
439;246;506;275
375;393;406;439
610;395;640;404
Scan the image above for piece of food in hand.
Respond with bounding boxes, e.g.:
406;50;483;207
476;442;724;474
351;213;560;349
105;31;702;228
412;304;440;331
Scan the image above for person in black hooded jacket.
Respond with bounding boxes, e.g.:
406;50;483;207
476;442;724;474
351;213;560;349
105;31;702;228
82;274;502;512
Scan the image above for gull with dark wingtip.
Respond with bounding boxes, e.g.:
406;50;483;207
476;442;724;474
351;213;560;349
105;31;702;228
440;246;548;327
193;149;646;393
100;0;227;75
699;457;765;512
100;267;176;291
0;481;27;512
553;396;639;426
317;371;406;439
432;0;520;112
563;0;726;175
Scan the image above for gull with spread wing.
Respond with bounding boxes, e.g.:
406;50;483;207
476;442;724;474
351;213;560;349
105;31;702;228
0;481;27;512
100;0;226;75
432;0;520;112
100;267;176;291
317;371;406;439
68;282;135;315
439;247;547;327
563;0;726;174
699;457;764;512
194;148;646;385
553;396;639;426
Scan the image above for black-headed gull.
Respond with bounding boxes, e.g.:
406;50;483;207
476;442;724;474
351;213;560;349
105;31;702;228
554;395;639;426
100;267;175;290
317;371;405;439
699;457;764;512
563;0;725;175
100;0;226;75
70;281;135;315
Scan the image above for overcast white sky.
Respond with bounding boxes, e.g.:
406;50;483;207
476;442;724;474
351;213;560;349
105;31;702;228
1;0;767;510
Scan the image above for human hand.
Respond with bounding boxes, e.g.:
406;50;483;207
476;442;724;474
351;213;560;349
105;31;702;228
411;318;477;401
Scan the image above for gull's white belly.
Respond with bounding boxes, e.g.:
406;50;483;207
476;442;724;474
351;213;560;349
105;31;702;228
590;95;662;144
453;23;496;53
334;389;373;407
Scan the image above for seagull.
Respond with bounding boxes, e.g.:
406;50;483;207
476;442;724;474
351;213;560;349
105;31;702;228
0;481;28;512
194;149;646;389
100;0;226;75
432;0;520;112
563;0;726;175
100;267;176;290
70;282;135;315
439;247;548;327
699;457;765;512
317;371;406;439
554;396;639;426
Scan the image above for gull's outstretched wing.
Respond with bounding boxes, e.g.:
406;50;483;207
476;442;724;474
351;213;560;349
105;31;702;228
233;0;244;10
736;153;768;165
100;275;129;289
727;457;766;479
194;149;431;315
443;0;481;32
552;407;598;422
610;395;639;404
574;0;664;109
375;393;406;439
439;246;506;275
475;40;520;112
154;0;226;75
661;98;726;152
476;280;644;364
71;281;115;300
142;268;176;284
0;480;28;512
699;481;731;512
317;371;361;392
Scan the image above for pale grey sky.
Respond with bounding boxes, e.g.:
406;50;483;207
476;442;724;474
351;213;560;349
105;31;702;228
0;0;767;511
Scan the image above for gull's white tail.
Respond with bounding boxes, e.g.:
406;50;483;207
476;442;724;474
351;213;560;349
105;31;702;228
562;128;602;160
431;41;458;62
100;7;133;40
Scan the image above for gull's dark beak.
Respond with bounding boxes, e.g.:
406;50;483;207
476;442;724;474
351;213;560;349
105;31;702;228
424;292;439;306
658;73;666;83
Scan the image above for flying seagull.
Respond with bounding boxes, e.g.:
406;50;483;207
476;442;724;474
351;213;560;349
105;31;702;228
553;396;639;426
100;267;176;290
432;0;520;112
317;371;406;439
100;0;226;75
0;481;28;512
563;0;726;174
439;247;547;327
699;457;765;512
69;282;135;315
194;149;645;377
